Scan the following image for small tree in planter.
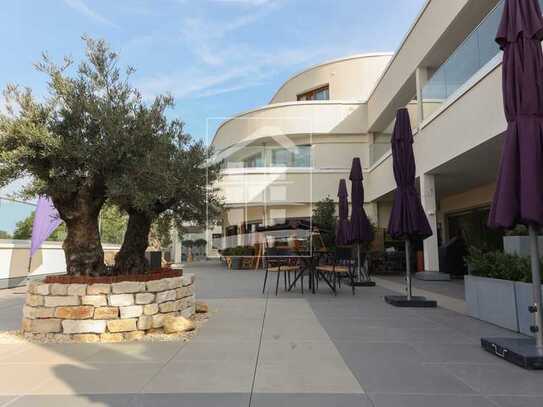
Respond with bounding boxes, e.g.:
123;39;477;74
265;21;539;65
194;238;207;256
0;38;141;276
312;196;336;250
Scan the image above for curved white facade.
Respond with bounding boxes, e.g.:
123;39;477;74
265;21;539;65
211;0;516;276
270;53;392;104
212;54;393;234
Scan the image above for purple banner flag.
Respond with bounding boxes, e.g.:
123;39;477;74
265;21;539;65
30;196;62;257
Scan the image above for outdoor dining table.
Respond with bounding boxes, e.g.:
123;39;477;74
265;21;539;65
287;249;336;294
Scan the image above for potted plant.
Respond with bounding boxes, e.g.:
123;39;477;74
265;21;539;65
222;246;254;270
465;247;542;335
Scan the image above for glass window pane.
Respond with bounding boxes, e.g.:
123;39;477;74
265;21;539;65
271;149;289;167
477;2;503;67
443;33;479;98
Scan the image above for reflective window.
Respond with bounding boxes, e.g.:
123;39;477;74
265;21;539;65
297;85;329;101
421;0;518;116
224;145;311;169
271;145;311;167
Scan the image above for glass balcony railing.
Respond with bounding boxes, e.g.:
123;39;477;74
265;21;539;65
422;0;543;117
223;145;312;170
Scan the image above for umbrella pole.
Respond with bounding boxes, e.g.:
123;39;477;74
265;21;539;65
357;243;361;282
528;225;543;348
405;239;412;301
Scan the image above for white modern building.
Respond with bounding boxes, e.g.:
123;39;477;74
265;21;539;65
210;0;534;276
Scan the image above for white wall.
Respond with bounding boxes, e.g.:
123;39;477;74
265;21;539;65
0;240;121;286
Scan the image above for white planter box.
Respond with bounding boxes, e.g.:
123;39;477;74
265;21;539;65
464;275;519;332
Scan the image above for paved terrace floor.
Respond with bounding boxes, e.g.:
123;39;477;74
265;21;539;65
0;261;541;406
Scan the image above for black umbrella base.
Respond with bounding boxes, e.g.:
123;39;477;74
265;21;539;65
384;295;437;308
351;280;376;287
481;337;543;370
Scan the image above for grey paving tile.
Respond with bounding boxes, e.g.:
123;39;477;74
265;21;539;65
332;341;427;366
171;339;259;363
316;316;442;329
0;365;60;395
317;322;475;344
0;343;102;365
253;362;363;394
333;342;489;395
262;319;330;341
0;396;17;406
370;393;497;407
84;342;183;364
134;393;250;406
259;340;343;364
410;342;503;365
6;394;134;407
197;320;262;341
444;363;543;396
417;311;525;339
251;393;373;407
143;360;255;393
31;363;163;395
489;395;543;407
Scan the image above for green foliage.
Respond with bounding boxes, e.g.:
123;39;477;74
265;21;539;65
0;230;11;239
194;238;207;247
465;246;537;283
0;36;223;275
222;246;254;256
99;204;127;245
312;196;336;249
504;225;529;236
151;214;173;249
11;205;126;244
12;212;66;241
182;239;194;248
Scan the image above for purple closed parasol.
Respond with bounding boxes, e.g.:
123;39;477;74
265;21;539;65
485;0;543;359
385;108;434;306
387;108;432;240
489;0;543;228
349;158;374;283
349;158;373;243
336;179;351;246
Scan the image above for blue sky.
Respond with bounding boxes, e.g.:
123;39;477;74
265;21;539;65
0;0;426;232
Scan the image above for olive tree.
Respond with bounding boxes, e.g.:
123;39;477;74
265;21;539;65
0;38;142;275
109;110;222;274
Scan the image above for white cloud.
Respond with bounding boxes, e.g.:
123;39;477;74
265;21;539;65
136;0;358;102
63;0;119;28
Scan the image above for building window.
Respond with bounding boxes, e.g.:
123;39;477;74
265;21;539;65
297;85;329;101
243;152;263;168
270;145;311;167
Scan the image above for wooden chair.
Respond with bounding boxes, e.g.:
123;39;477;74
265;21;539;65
315;246;356;295
262;246;301;296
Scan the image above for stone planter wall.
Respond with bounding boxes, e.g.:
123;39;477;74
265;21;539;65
22;274;195;342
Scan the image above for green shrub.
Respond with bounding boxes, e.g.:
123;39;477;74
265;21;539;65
222;246;254;256
465;247;536;283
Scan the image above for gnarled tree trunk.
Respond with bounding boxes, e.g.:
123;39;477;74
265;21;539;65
114;210;153;275
54;189;105;276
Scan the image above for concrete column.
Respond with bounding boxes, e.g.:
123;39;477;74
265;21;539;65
364;202;379;227
420;173;440;273
415;67;429;127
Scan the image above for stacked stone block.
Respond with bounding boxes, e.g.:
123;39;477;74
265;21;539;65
22;273;195;342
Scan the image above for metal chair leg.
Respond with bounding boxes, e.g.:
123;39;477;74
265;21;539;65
275;271;280;296
262;269;269;294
